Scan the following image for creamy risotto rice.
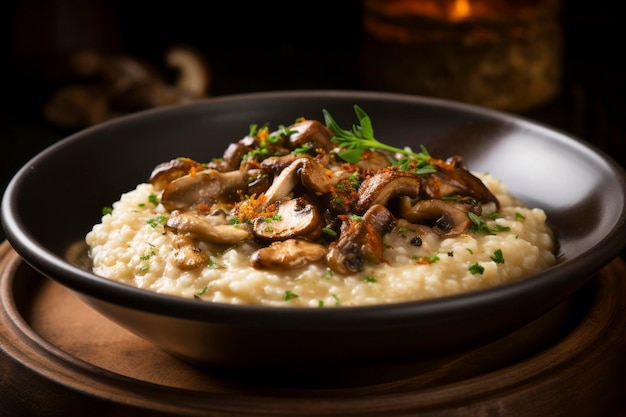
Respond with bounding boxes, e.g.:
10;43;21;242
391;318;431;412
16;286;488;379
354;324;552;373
85;108;557;307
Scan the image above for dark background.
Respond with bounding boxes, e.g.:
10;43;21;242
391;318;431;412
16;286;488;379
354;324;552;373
2;0;625;255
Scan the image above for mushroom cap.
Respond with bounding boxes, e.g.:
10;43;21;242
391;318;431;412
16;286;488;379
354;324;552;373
355;168;422;214
423;156;500;208
249;239;327;270
253;197;322;241
161;169;247;211
288;119;335;152
149;158;206;191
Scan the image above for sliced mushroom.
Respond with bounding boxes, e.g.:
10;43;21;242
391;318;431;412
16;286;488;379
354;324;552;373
262;156;335;205
253;197;322;241
356;149;392;171
165;210;251;244
399;196;482;237
214;135;258;171
422;156;499;208
250;239;327;270
170;235;209;270
288;119;335;152
355;168;421;214
161;169;247;211
165;45;211;99
327;204;397;274
150;158;206;190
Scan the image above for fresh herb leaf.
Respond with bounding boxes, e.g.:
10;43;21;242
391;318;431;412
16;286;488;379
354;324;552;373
322;105;433;169
468;212;511;235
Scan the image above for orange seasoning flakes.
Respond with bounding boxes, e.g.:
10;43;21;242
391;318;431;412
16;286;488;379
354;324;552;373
233;194;277;224
257;126;269;142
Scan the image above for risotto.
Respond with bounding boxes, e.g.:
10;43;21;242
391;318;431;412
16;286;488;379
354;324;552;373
86;106;557;307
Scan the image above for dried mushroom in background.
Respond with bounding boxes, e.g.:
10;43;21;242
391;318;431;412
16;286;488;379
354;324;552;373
44;45;211;130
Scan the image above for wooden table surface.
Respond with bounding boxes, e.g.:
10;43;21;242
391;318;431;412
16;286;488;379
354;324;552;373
1;241;626;417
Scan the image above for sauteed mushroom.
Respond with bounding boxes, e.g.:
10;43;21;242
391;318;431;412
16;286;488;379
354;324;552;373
253;197;322;240
262;156;335;205
161;169;247;211
250;239;327;270
288;119;335;152
165;210;251;244
327;204;397;274
215;135;257;171
170;235;209;270
356;149;392;171
422;156;500;208
355;168;421;214
399;196;482;237
150;158;206;191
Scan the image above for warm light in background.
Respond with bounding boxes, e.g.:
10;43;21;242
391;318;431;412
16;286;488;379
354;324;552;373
450;0;470;21
361;0;563;112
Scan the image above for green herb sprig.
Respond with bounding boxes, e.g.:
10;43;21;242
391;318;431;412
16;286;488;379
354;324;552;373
322;105;433;172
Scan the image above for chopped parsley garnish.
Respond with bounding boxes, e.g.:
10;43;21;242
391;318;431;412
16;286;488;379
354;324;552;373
102;206;113;215
264;214;283;222
148;193;160;206
491;249;505;264
365;275;377;283
468;212;511;235
347;171;360;188
285;290;299;301
146;215;167;228
469;262;485;275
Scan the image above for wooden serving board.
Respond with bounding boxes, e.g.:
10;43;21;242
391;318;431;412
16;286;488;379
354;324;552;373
1;240;626;417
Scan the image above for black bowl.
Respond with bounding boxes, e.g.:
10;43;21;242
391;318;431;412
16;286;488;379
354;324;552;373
3;90;625;387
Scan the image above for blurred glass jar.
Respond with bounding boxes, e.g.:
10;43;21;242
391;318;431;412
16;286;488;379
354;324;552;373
361;0;563;113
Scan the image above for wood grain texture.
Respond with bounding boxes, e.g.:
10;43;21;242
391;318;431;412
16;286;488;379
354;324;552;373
1;241;626;417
